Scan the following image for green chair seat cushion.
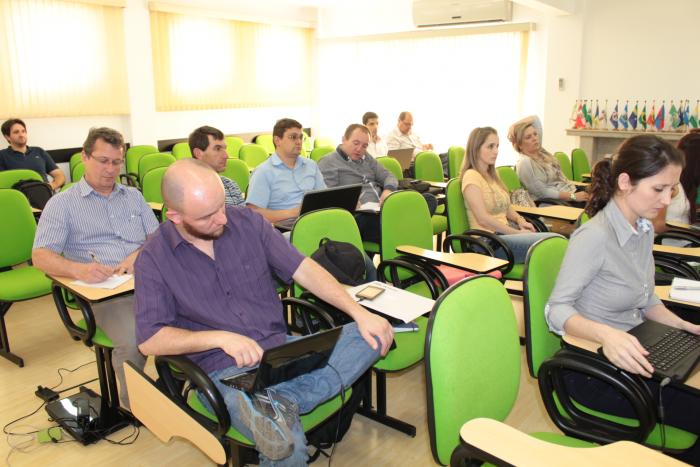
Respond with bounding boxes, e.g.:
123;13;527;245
76;319;113;348
431;215;448;235
374;316;427;371
503;263;525;280
188;387;352;445
0;267;52;301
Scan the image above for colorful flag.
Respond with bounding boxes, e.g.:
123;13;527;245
629;101;638;130
620;101;629;130
655;102;665;131
610;101;619;130
647;101;656;130
640;101;647;130
690;100;699;129
678;100;688;132
582;100;592;128
574;101;585;129
570;100;579;128
593;100;600;129
669;101;680;130
599;100;608;129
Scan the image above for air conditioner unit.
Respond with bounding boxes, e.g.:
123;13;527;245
413;0;512;28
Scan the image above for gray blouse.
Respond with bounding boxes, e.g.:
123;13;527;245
546;200;661;335
516;154;575;200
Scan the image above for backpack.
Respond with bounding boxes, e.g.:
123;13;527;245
310;238;366;286
12;179;53;209
397;178;431;193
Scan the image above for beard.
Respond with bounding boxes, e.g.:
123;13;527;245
182;220;224;241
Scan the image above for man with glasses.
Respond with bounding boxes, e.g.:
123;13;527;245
32;127;159;409
246;118;325;223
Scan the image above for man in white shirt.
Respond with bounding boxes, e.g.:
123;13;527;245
384;111;433;157
362;112;388;158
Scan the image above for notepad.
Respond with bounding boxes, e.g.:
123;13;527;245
669;277;700;304
72;274;133;290
347;281;434;322
357;202;380;213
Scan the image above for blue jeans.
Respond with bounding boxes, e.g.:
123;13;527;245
495;232;559;264
205;322;380;467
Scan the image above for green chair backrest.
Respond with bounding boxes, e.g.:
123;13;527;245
380;190;433;262
314;137;334;149
445;177;469;237
141;166;168;203
309;146;334;163
523;235;568;377
239;144;269;170
254;134;275;155
571;148;591;182
125;144;158;176
172;142;192;160
0;189;37;267
71;162;86;182
447;146;465;179
376;157;403;181
554;152;573;180
301;131;311;157
222;158;250;194
414;151;443;182
0;169;44;189
425;276;521;465
225;136;244;158
138;153;176;186
60;182;76;192
496;166;521;192
69;152;83;174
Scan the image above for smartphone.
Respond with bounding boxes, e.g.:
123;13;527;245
355;285;385;300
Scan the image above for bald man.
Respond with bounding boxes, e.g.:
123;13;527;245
134;159;393;464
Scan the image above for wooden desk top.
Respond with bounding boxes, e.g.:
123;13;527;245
653;244;700;260
666;221;693;230
396;245;508;274
514;205;583;222
148;202;163;211
32;207;41;213
656;285;700;310
459;418;686;466
562;334;700;391
504;280;523;294
571;180;589;187
50;274;135;303
427;181;447;189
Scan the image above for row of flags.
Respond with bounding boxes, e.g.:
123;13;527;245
570;100;699;132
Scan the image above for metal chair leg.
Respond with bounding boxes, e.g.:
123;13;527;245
0;302;23;367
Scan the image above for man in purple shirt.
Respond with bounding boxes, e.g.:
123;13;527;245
135;159;393;465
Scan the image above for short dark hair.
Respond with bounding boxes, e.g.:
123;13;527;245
678;132;700;223
272;118;302;144
189;126;224;155
2;118;26;137
83;127;124;156
343;123;370;140
398;111;411;122
362;112;378;125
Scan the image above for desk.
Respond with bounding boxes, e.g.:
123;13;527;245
514;205;583;222
51;275;134;303
396;245;508;274
656;285;700;311
572;180;589;188
666;221;696;231
148;201;163;211
427;181;447;189
457;418;685;466
32;207;41;214
653;244;700;261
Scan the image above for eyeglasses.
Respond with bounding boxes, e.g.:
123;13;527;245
89;155;124;166
286;134;304;142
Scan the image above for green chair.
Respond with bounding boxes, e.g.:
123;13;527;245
71;162;86;182
425;276;594;465
225;136;244;159
496;165;521;192
69;152;83;175
571;148;591;182
125;144;158;179
524;237;698;452
314;137;334;149
301;130;311;157
376;157;403;181
171;142;192;160
554;151;574;180
60;182;76;192
413;151;448;248
138;152;175;187
0;189;53;366
141;167;168;204
254;134;275;155
0;169;44;189
222;158;250;195
447;146;465;179
309;146;334;163
239;144;269;171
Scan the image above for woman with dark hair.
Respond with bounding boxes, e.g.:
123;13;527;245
546;134;700;464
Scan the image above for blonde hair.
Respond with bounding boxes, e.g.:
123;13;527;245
507;117;552;161
459;126;507;191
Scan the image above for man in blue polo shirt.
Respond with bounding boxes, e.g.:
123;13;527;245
1;118;66;191
246;118;325;223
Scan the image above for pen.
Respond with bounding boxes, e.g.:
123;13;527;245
88;251;101;263
673;286;700;290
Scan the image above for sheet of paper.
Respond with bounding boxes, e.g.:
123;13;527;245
346;281;434;323
357;202;380;212
669;277;700;304
72;274;133;290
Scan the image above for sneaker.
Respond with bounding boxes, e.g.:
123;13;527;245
235;388;299;460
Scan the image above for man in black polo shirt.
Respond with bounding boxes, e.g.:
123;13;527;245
1;118;65;191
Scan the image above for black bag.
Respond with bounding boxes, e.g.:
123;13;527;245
12;179;53;209
310;238;365;286
397;178;431;193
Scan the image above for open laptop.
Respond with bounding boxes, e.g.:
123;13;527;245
387;148;415;171
622;320;700;381
220;327;342;393
274;184;363;231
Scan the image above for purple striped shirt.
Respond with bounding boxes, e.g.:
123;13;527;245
134;206;304;373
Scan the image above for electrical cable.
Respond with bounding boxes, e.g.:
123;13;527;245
325;363;346;467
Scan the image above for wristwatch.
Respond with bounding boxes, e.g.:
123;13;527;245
569;192;576;201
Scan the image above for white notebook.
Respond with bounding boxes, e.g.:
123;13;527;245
669;277;700;304
346;281;434;323
72;274;132;290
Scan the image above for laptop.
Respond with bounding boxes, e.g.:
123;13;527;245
220;327;342;393
274;184;363;231
622;320;700;381
387;148;415;171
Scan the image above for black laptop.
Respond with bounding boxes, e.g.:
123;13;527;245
625;320;700;381
274;184;363;231
220;327;342;393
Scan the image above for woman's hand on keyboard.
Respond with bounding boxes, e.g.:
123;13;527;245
600;327;654;377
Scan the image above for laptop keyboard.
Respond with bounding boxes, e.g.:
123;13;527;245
646;329;700;371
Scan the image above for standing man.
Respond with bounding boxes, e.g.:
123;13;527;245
32;127;159;409
246;118;325;223
189;125;245;206
1;118;66;191
362;111;388;158
135;159;393;465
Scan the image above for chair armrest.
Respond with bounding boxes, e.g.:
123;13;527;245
655;231;700;246
518;213;550;232
280;296;338;335
120;173;139;188
537;349;656;445
377;257;445;299
155;355;231;439
653;256;700;282
444;229;514;275
51;284;96;346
